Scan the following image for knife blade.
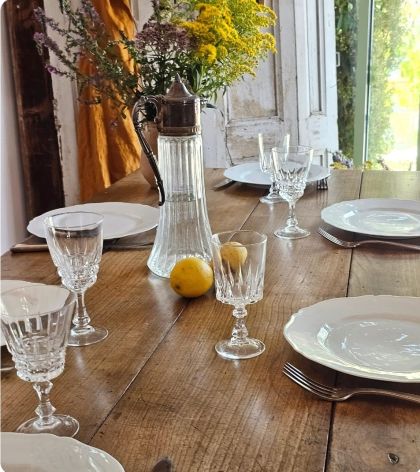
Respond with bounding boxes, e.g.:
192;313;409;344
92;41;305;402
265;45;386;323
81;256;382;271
212;178;235;190
10;242;153;253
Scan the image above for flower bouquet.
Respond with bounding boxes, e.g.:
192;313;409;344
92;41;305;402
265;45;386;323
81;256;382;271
34;0;276;120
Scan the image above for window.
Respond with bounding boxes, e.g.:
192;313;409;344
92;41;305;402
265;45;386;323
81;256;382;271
336;0;419;170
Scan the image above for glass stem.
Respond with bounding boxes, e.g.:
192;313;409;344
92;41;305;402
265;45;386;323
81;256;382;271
231;306;249;344
286;201;298;228
268;173;277;195
73;292;91;331
33;381;56;426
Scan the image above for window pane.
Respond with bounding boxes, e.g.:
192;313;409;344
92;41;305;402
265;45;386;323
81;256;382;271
367;0;419;170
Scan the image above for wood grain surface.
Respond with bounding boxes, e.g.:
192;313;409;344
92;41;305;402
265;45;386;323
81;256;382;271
1;169;419;472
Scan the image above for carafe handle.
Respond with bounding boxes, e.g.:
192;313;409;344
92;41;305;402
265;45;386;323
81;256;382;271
132;100;165;206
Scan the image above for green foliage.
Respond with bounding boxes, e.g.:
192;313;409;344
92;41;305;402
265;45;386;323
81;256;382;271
335;0;417;165
367;0;407;162
335;0;357;160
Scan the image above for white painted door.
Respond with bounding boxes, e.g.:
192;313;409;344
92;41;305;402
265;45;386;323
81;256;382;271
294;0;339;159
199;0;339;167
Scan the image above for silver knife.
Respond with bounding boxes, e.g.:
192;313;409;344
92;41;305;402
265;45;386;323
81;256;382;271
10;242;153;253
212;178;235;190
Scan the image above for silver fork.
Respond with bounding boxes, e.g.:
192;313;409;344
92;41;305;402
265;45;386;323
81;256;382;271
318;226;420;251
316;178;328;190
283;363;420;404
316;151;329;190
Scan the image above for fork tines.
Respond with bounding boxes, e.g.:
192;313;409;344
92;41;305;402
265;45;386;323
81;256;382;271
283;362;335;398
317;226;349;247
316;178;328;190
283;362;420;403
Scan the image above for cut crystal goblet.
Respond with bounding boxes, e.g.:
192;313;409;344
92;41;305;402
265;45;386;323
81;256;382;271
212;230;267;360
44;211;107;346
0;284;78;436
272;145;313;239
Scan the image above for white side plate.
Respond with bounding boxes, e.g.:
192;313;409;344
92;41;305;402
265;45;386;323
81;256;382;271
321;198;420;238
284;295;420;383
223;162;330;186
28;202;159;240
1;432;125;472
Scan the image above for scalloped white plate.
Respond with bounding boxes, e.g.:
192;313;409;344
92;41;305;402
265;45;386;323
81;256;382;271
224;162;330;186
321;198;420;238
1;433;124;471
284;295;420;383
28;202;159;240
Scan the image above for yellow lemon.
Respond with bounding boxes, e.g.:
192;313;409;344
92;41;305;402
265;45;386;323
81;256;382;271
220;241;248;271
170;257;214;298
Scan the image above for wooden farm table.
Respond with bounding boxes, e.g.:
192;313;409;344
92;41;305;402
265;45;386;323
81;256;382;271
2;169;420;472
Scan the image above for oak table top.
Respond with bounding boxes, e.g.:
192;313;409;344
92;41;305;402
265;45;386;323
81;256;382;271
2;169;420;472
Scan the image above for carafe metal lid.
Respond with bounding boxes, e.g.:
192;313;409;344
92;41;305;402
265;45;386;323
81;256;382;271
158;74;201;136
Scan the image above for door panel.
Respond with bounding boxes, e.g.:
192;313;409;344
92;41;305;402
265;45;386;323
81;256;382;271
295;0;339;155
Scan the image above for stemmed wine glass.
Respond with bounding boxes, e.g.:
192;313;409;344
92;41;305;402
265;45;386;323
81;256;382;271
271;145;313;239
258;133;289;204
211;230;267;360
0;284;79;436
44;212;108;346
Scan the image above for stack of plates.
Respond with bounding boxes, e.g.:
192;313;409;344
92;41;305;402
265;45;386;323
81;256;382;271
321;198;420;239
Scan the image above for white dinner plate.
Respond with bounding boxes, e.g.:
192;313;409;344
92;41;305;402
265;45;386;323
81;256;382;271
223;162;330;186
0;280;44;346
1;432;125;472
321;198;420;238
284;295;420;383
27;202;159;240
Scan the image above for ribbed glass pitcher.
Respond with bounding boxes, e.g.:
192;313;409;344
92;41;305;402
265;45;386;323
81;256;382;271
133;76;212;278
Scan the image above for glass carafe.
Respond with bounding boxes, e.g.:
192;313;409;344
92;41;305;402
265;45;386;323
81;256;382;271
133;75;212;278
147;134;212;277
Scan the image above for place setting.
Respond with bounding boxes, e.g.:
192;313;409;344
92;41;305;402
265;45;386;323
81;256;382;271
318;198;420;250
221;133;331;199
279;192;420;403
11;201;159;253
282;294;420;403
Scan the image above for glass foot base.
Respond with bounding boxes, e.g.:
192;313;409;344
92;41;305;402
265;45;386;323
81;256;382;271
68;326;108;347
274;226;310;240
215;338;265;360
260;194;284;204
17;414;79;437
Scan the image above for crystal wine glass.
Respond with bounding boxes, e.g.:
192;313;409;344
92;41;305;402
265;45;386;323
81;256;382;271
44;212;108;346
0;284;78;436
258;133;289;204
271;145;313;239
211;230;267;360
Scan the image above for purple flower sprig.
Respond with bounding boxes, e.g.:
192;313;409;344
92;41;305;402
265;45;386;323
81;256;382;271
33;0;141;118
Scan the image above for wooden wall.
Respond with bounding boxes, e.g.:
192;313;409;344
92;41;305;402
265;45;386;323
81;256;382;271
5;0;64;220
